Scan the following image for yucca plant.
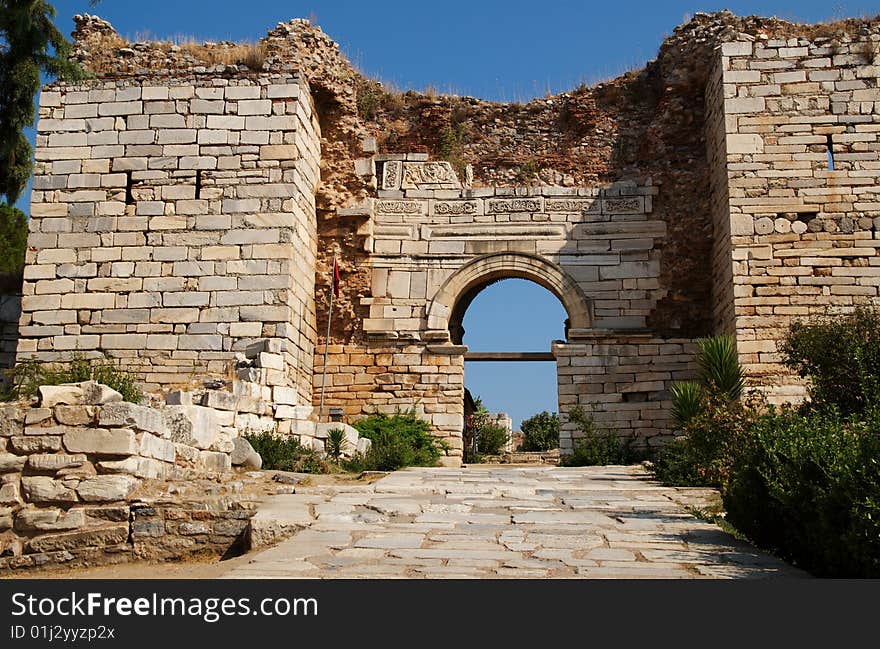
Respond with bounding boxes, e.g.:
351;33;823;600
670;381;703;430
325;427;347;461
696;335;744;401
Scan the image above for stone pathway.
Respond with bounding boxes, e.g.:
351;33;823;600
224;465;804;579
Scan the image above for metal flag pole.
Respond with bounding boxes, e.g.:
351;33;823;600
318;253;336;422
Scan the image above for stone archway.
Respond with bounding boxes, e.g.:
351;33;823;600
425;252;593;342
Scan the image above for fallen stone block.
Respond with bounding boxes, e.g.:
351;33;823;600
24;523;129;553
98;402;168;435
198;450;231;472
63;428;137;456
21;476;79;504
81;381;123;405
163;405;218;449
231;437;262;469
76;475;140;502
99;456;167;480
356;437;372;456
39;384;84;407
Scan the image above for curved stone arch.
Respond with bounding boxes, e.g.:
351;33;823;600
426;252;593;340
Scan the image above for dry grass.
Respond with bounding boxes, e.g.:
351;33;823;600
161;35;267;70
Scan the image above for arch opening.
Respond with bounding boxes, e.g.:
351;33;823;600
427;252;593;341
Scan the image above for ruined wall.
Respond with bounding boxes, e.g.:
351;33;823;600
0;381;256;567
710;32;880;401
22;74;320;408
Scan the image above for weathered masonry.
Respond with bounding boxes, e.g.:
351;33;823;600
16;13;880;464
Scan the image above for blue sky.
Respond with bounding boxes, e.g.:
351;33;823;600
19;0;880;427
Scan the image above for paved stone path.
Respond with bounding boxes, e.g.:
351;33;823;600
224;465;803;579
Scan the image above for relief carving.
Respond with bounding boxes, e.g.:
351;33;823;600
381;160;402;190
486;198;542;213
434;201;478;215
604;198;643;214
375;200;423;214
400;161;460;189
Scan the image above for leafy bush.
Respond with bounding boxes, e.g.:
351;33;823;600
3;353;143;403
476;421;509;455
521;411;559;451
780;306;880;415
346;410;444;472
463;397;509;462
244;431;328;474
560;405;640;466
723;405;880;577
652;396;756;487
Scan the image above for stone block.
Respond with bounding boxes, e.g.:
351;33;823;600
27;454;87;472
63;428;137;456
201;391;238;411
163;406;218;449
99;456;167;480
98;402;167;435
24;523;129;553
164;391;193;406
0;453;27;473
21;476;79;503
138;432;175;462
10;436;61;453
198;450;232;472
15;506;86;532
256;352;284;370
0;481;22;505
76;475;140;502
238;99;272;115
39;384;83;407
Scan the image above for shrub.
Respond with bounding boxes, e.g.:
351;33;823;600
463;397;509;462
346;410;444;472
670;381;703;430
696;335;744;401
651;396;756;487
723;405;880;577
780;306;880;415
560;405;640;466
325;427;347;462
3;353;143;403
521;411;559;451
476;421;509;456
244;431;328;474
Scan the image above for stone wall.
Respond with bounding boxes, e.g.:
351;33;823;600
710;33;880;401
0;380;256;566
313;342;465;463
554;337;698;451
21;73;321;410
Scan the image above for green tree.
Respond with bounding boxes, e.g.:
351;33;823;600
0;0;85;204
520;410;559;451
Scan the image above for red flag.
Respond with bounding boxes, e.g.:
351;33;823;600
332;256;340;298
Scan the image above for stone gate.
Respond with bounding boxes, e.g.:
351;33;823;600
14;12;880;465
